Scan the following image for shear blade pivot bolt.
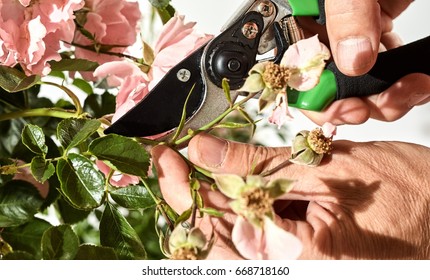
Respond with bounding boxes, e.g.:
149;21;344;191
242;22;259;39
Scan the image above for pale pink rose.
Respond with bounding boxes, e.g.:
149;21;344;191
73;0;141;70
281;35;330;91
95;15;212;125
0;0;84;76
96;160;139;187
268;93;293;129
149;14;213;83
232;216;302;260
93;60;150;123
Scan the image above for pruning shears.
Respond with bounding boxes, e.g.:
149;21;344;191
105;0;430;140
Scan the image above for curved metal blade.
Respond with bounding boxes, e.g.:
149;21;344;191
104;45;206;137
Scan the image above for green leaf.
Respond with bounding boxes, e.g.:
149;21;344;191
2;251;36;260
75;244;118;260
212;174;245;199
148;0;170;9
30;156;55;183
83;91;116;118
214;122;254;129
266;178;295;198
56;197;91;224
170;84;196;143
56;153;105;210
174;208;192;226
1;218;51;258
41;225;79;260
0;66;40;93
222;78;232;105
199;207;224;217
100;203;147;260
57;118;101;151
0;180;44;227
49;58;99;72
89;134;150;177
110;185;156;210
72;78;93;95
21;124;47;155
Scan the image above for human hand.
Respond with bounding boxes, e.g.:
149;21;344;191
297;0;430;125
152;133;430;259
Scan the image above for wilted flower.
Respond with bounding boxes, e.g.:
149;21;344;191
0;0;84;75
213;174;302;260
290;122;337;166
166;224;214;260
239;35;330;128
96;160;139;187
281;35;331;91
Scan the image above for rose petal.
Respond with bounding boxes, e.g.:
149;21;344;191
322;122;337;137
261;216;302;259
232;216;265;260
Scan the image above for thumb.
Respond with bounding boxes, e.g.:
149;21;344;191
188;134;353;204
188;133;293;177
326;0;381;76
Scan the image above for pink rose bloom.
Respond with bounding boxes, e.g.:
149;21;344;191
73;0;141;70
149;14;213;82
95;15;212;124
94;60;149;123
96;160;139;187
0;0;84;75
281;35;331;91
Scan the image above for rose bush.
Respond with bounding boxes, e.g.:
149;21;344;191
0;0;331;260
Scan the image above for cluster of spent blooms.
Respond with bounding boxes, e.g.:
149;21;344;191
240;35;330;128
213;174;302;260
290;122;337;166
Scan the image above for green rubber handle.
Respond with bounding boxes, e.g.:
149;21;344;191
289;0;320;16
287;70;337;111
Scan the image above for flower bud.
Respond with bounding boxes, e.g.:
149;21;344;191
166;225;213;260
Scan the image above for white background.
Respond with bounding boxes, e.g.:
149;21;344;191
166;0;430;147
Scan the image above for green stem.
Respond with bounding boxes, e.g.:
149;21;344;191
259;158;292;177
141;178;162;205
174;92;258;146
69;42;147;66
0;108;77;122
42;81;83;115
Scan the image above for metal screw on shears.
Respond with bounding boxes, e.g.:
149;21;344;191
177;68;191;82
242;22;259;39
257;0;275;17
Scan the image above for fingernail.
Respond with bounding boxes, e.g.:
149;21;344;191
408;93;430;108
337;37;373;72
197;135;228;167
